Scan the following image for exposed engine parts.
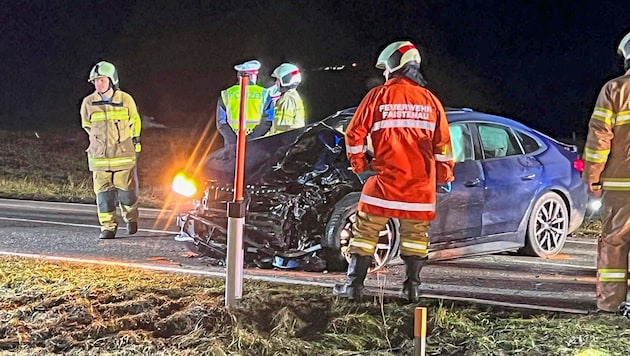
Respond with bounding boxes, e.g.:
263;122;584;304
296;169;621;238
175;114;361;271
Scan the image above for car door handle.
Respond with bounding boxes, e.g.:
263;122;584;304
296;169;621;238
464;178;481;187
520;174;536;181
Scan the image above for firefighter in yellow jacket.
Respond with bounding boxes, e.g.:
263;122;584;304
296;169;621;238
80;61;142;239
583;31;630;313
333;41;454;302
268;63;305;135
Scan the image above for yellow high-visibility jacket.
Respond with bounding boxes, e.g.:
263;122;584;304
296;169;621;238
221;84;269;132
270;89;305;135
80;90;141;171
583;71;630;191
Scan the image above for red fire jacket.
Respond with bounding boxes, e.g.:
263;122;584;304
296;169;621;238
345;77;454;221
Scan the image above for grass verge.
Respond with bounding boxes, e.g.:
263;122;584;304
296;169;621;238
1;257;628;355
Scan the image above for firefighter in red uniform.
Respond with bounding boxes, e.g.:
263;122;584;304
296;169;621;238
334;41;455;302
583;31;630;313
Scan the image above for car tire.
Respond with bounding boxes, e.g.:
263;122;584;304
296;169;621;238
519;191;569;257
322;192;399;272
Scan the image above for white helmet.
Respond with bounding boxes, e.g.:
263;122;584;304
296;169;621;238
376;41;421;73
618;31;630;59
88;61;119;88
272;63;302;87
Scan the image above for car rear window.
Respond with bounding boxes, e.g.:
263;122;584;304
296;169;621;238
514;130;541;154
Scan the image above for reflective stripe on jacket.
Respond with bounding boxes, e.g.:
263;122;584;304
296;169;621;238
583;71;630;191
80;90;141;171
221;84;268;132
345;77;454;221
269;89;305;135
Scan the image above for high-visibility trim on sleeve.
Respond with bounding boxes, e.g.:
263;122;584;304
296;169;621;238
346;145;366;154
583;147;610;163
615;111;630;125
591;107;614;125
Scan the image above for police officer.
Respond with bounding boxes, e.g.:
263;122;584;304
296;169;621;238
80;61;142;239
216;60;274;145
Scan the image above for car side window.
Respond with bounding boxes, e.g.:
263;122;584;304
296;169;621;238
514;130;541;154
478;124;520;159
449;123;474;163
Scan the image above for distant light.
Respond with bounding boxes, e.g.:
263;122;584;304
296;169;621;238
352;63;357;67
323;65;345;71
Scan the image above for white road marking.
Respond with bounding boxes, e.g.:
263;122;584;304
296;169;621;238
0;216;177;234
0;198;168;212
566;239;596;245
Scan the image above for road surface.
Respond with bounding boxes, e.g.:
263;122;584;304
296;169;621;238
0;198;599;313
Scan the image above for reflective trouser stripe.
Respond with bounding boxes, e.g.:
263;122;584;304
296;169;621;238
96;190;117;231
399;219;430;257
348;238;377;255
347;211;389;256
598;269;627;282
348;211;431;258
93;168;139;230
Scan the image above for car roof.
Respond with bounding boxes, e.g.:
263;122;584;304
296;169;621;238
335;106;536;134
445;108;534;132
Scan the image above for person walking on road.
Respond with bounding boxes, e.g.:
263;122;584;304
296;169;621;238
216;60;275;146
80;61;142;239
583;31;630;313
333;41;455;302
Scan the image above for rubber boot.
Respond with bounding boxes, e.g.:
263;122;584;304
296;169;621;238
99;228;117;240
333;254;372;301
126;221;138;235
402;255;428;303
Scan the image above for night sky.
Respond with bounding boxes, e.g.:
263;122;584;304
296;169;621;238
2;0;628;139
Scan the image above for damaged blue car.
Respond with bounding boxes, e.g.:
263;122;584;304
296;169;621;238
172;107;588;272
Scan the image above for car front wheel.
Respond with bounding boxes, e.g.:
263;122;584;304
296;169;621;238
519;191;569;257
322;192;399;272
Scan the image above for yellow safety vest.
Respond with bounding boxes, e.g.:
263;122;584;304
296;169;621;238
221;84;268;132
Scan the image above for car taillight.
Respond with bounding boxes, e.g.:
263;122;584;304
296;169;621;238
573;158;585;173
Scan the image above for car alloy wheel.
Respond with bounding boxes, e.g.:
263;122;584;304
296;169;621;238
520;191;568;257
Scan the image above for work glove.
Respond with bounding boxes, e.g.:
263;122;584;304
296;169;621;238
133;137;141;158
356;169;377;184
437;182;452;193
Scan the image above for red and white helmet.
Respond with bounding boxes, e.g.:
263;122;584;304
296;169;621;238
272;63;302;87
375;41;421;73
